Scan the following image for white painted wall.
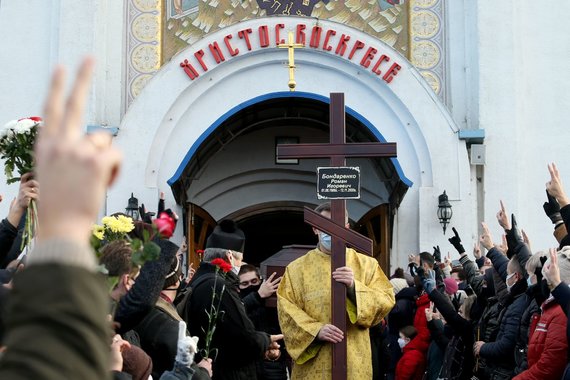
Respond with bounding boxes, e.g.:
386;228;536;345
0;0;124;219
476;1;570;254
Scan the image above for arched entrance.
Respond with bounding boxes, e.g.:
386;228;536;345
172;94;409;271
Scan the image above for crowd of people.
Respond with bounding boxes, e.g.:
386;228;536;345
0;58;569;380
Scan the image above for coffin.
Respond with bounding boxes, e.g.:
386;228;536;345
260;244;315;307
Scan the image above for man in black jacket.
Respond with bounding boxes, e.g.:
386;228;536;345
183;248;282;380
474;225;531;380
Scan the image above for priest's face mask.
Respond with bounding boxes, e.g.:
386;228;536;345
312;210;349;253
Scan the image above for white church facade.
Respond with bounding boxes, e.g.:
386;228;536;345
0;0;568;271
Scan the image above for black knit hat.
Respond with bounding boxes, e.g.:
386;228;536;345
205;220;245;252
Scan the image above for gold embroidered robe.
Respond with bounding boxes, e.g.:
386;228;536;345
277;247;395;380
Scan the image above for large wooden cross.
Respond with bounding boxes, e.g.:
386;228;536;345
277;93;397;379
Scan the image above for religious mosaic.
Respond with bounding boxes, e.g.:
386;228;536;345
125;0;445;107
162;0;409;64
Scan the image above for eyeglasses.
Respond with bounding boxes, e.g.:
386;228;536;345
239;278;261;288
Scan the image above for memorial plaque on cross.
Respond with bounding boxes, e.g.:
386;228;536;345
276;93;397;380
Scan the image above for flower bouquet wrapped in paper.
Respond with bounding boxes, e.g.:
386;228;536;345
0;117;42;250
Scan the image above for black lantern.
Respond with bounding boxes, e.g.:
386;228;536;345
437;190;452;234
125;193;140;221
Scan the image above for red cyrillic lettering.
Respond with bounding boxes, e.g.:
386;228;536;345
382;63;402;83
348;40;365;60
180;59;199;80
238;28;253;50
335;34;351;56
194;50;208;71
360;47;377;68
296;24;306;45
209;42;225;64
309;26;322;48
224;34;239;56
323;29;336;51
259;25;270;48
275;23;285;45
372;54;390;75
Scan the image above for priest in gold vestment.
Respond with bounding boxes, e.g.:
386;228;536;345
277;203;395;380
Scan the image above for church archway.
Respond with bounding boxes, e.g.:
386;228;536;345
177;94;409;271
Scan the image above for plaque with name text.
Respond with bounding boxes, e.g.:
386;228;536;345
317;166;360;199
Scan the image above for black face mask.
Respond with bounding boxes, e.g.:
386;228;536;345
239;284;262;299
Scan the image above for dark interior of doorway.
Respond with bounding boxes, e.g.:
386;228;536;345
237;210;317;267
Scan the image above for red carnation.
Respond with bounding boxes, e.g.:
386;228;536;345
153;212;176;238
211;258;232;273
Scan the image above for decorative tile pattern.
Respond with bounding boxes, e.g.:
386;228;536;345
409;0;446;99
124;0;447;109
125;0;161;104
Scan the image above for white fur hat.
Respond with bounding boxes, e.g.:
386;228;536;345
390;278;408;295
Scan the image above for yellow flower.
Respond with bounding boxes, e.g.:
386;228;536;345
92;224;105;240
117;215;135;233
102;215;135;234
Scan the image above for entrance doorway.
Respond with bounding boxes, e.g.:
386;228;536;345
175;94;409;273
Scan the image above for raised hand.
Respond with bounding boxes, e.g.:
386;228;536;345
479;222;494;250
433;245;442;263
258;272;282;298
422;269;436;294
36;57;122;244
543;190;563;225
542;248;562;290
473;243;482;259
521;229;532;251
425;302;434;321
497;200;511;231
546;163;569;207
448;227;465;254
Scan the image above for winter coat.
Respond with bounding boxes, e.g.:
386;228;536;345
134;296;210;380
426;319;448;380
479;281;530;379
184;263;270;380
513;298;568;380
559;204;570;248
395;334;427;380
550;282;570;380
513;297;539;375
241;288;288;380
428;288;475;380
387;287;417;375
0;218;18;268
115;239;178;335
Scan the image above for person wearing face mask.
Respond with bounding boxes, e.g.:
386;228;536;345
277;202;395;380
474;222;531;380
238;265;288;380
394;326;424;380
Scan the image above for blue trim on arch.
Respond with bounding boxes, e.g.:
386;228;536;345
167;91;413;188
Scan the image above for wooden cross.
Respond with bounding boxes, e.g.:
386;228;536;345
277;31;304;91
277;93;397;380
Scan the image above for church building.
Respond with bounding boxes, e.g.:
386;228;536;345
0;0;568;271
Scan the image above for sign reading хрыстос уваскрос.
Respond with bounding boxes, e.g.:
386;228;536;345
317;167;361;200
179;21;402;84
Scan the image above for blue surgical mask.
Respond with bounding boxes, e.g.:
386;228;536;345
320;232;331;251
398;338;408;349
527;275;534;288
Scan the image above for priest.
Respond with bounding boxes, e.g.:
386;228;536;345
277;202;395;380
